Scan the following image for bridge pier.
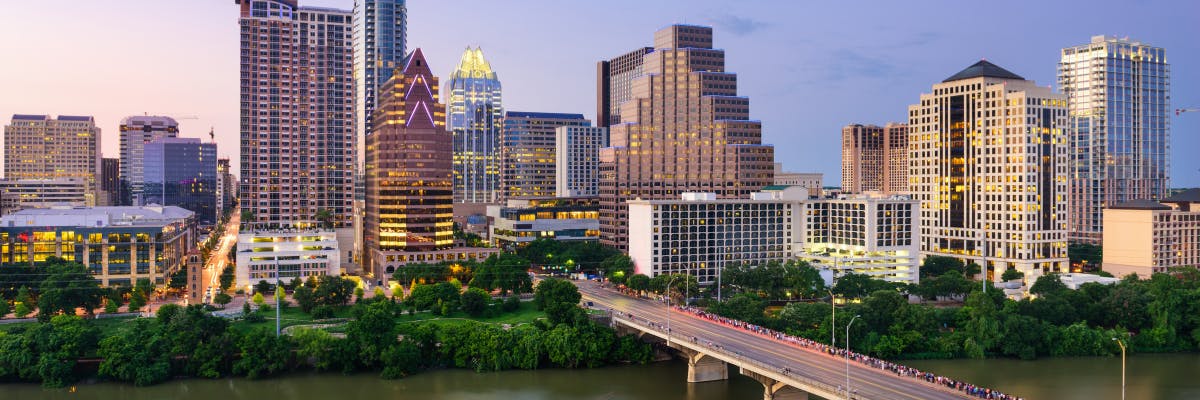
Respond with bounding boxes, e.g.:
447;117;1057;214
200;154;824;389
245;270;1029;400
675;347;728;382
741;368;809;400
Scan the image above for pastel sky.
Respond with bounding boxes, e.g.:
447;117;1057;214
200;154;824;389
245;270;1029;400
1;0;1197;186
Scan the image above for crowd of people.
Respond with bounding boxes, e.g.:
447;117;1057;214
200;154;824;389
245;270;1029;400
672;305;1024;400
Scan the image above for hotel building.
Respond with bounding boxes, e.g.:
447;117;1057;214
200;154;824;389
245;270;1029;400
501;112;590;199
3;114;100;206
1103;189;1200;278
908;60;1069;279
596;46;653;127
556;126;609;197
841;123;908;194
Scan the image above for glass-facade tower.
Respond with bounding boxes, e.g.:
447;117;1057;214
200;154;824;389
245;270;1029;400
353;0;406;172
447;47;503;203
1059;36;1170;244
144;138;218;224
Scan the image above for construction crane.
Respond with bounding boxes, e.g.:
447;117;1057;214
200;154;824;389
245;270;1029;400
1176;108;1199;115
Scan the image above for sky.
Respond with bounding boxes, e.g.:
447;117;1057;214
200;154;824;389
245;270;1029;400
1;0;1198;187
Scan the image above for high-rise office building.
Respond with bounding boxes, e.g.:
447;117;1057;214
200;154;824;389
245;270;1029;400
1060;36;1170;244
144;137;218;224
100;157;121;206
3;114;101;206
366;49;497;278
119;115;179;205
236;0;354;228
447;47;503;203
216;158;232;216
353;0;406;172
556;126;608;197
598;25;775;250
501;112;590;199
841;122;908;194
596;46;653;127
908;60;1069;279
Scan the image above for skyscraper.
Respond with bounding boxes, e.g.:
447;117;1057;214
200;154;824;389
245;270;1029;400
101;157;121;206
556;126;608;197
596;46;653;127
144;137;218;223
236;0;354;229
365;49;497;278
908;60;1069;279
3;114;101;206
841;122;908;194
353;0;406;172
501;112;590;199
216;158;232;216
119;115;179;205
598;25;775;250
447;47;503;203
1059;36;1170;244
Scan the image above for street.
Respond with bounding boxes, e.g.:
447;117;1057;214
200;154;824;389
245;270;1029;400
201;210;240;304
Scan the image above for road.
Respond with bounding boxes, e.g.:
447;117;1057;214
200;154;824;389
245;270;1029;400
201;210;240;304
576;280;973;400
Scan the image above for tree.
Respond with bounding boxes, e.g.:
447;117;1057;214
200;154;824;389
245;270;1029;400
0;296;10;318
28;315;100;387
833;273;896;300
14;286;34;318
535;278;584;326
314;208;334;229
600;254;634;284
471;254;533;295
219;265;235;291
380;340;422;379
346;301;399;369
708;293;767;325
626;274;650;293
254;280;274;296
921;256;966;278
36;258;105;321
213;293;232;308
251;292;265;306
168;268;188;291
97;319;170;386
1000;268;1025;282
1030;274;1068;297
461;288;490;317
233;328;292;379
291;327;336;372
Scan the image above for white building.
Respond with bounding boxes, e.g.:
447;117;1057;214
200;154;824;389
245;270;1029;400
627;190;920;285
236;230;341;289
908;60;1069;281
556;126;608;197
772;163;822;195
488;197;600;247
1102;189;1200;278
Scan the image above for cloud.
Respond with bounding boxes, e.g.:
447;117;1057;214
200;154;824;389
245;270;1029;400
707;14;767;35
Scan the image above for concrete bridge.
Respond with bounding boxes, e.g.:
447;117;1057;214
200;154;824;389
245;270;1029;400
579;281;979;400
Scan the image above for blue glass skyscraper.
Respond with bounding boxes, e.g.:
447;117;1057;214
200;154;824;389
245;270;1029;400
143;138;218;224
354;0;407;171
447;47;503;203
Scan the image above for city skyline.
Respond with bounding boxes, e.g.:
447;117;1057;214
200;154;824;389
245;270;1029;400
1;0;1198;187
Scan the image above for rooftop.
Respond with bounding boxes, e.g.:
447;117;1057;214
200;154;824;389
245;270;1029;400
1162;188;1200;203
942;60;1024;83
1109;199;1172;210
504;111;587;120
1;205;195;228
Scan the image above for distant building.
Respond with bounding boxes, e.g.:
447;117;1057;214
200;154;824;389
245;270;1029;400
556;126;608;197
216;158;232;217
596;46;653;127
599;25;775;251
119;115;179;205
626;190;920;284
236;230;342;288
908;60;1069;280
100;158;122;206
501;112;590;199
0;206;197;287
447;47;503;203
488;197;600;247
3;114;100;206
1061;36;1171;245
353;0;407;174
186;250;203;304
143;138;218;224
772;163;822;195
1103;189;1200;278
840;123;907;194
0;178;90;214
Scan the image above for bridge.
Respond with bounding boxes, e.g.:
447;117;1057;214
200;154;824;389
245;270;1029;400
577;280;981;400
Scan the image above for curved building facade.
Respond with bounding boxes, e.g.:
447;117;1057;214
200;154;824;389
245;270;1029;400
446;47;503;203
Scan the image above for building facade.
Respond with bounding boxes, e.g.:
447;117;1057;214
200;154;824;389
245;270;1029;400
143;138;218;224
772;163;822;197
3;115;100;206
596;46;653;127
101;157;122;206
216;158;232;217
841;123;907;194
488;197;600;247
236;0;355;229
0;206;197;287
795;195;920;283
119;115;179;205
1103;189;1200;278
447;47;503;203
353;0;407;174
599;25;775;251
1060;36;1171;244
908;60;1069;279
0;178;90;214
556;126;608;197
501;112;590;199
236;230;341;288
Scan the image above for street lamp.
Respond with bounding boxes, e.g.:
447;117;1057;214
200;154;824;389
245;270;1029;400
666;274;681;347
845;314;861;400
1112;337;1126;400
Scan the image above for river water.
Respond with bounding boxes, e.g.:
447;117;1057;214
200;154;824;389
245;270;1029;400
6;354;1199;399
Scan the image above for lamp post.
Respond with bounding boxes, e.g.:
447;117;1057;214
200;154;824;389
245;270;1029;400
845;314;861;400
1112;337;1126;400
666;274;680;347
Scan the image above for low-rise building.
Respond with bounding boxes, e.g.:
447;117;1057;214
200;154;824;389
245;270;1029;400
235;230;341;289
772;163;823;196
0;205;197;286
627;190;920;284
488;197;600;248
1103;189;1200;278
0;178;91;214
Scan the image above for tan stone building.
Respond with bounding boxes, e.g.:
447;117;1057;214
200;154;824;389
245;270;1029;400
908;60;1069;280
3;115;100;206
598;25;775;251
841;123;907;194
1103;189;1200;278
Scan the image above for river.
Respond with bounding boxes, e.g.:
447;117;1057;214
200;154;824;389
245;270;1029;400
6;354;1199;399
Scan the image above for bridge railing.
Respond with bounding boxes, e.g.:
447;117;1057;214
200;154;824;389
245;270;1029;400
609;311;862;400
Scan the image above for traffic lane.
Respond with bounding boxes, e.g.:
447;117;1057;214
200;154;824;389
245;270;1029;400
579;285;967;400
